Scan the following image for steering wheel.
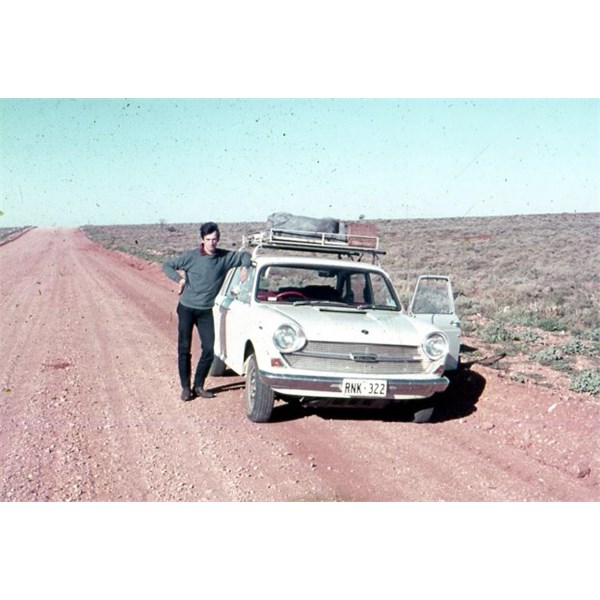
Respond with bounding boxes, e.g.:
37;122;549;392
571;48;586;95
275;290;307;301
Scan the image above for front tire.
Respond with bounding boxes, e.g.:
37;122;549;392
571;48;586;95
412;405;435;423
245;354;274;423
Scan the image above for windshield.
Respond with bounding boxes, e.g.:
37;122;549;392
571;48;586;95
255;264;400;309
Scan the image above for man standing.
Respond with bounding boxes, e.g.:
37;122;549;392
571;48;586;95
163;222;252;401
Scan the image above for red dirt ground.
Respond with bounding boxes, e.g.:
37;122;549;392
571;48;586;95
1;228;598;501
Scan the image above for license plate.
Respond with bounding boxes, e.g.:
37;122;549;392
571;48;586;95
341;378;388;397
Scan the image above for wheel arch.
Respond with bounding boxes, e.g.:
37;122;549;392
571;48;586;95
242;341;256;374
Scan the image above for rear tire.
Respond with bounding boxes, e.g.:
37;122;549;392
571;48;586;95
245;354;274;423
209;355;226;377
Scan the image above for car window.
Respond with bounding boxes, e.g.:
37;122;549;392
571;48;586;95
411;277;453;314
226;265;255;304
370;273;399;307
256;265;399;308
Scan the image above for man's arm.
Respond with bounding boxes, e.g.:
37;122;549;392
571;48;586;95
163;253;189;293
239;251;252;281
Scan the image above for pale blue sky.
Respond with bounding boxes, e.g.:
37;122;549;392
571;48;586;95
1;98;598;227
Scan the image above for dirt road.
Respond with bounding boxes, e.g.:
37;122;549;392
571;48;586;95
0;228;598;501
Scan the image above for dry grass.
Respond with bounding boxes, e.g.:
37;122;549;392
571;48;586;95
81;212;600;393
0;226;35;245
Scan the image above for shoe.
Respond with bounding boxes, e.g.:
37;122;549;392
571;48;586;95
181;387;194;401
194;386;215;399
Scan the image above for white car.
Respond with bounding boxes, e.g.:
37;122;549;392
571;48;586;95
212;229;460;423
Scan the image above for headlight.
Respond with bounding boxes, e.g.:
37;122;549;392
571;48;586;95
422;332;448;360
273;323;306;353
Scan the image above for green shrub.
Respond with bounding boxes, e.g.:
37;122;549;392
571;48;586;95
461;320;477;335
569;370;600;395
561;340;587;355
480;322;512;344
533;346;565;364
536;317;565;332
454;296;477;316
531;345;583;372
560;340;600;357
513;330;541;343
588;329;600;342
510;372;527;384
507;312;539;328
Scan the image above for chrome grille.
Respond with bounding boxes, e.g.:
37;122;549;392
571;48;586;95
284;340;427;375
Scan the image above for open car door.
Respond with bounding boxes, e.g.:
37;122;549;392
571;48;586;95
408;275;461;370
213;265;255;376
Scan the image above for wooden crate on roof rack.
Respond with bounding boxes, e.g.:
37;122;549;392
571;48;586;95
346;221;378;247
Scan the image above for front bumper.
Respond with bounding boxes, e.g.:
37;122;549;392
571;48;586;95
258;371;449;400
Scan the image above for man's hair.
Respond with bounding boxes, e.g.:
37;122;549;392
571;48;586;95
200;222;220;240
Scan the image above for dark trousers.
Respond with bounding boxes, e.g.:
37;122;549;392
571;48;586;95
176;303;215;390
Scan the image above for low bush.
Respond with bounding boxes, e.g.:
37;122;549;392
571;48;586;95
560;340;600;358
480;322;512;344
510;372;527;384
533;346;565;365
535;317;566;332
460;320;477;335
513;330;541;343
569;370;600;395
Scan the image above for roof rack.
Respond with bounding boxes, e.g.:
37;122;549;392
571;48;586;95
242;228;386;263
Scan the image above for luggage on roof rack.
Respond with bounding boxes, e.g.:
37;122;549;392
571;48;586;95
242;228;385;262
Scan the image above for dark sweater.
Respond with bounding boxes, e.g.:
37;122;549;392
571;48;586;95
163;247;252;310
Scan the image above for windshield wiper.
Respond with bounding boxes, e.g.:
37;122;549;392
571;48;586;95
294;300;351;308
356;304;398;311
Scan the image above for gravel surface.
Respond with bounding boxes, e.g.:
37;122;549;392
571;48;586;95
1;228;598;502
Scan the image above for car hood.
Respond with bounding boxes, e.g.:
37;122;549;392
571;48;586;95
267;304;438;345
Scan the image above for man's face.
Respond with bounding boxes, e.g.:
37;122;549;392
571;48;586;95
202;231;219;255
